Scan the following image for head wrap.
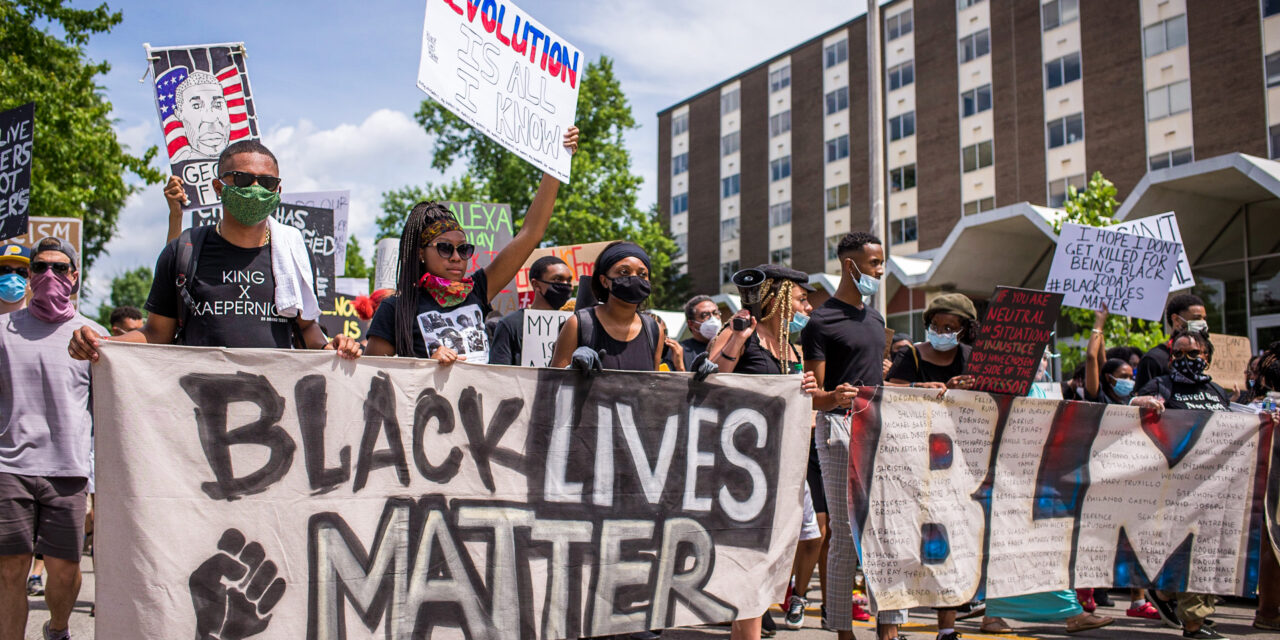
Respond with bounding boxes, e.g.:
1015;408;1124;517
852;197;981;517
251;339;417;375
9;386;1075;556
591;242;651;302
419;217;463;246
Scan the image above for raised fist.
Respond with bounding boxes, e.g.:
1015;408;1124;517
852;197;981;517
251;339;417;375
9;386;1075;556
189;529;286;640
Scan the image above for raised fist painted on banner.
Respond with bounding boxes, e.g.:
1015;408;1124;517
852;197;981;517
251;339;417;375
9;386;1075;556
189;528;286;640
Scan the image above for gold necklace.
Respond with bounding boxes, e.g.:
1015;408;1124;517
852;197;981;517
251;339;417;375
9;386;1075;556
216;221;271;247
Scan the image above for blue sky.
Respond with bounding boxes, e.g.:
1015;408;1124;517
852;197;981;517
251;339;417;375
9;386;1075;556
76;0;866;310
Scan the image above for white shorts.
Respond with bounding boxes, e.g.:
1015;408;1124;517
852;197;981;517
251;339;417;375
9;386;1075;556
800;482;822;541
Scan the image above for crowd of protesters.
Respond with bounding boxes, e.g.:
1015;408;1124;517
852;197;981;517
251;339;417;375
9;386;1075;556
2;128;1280;640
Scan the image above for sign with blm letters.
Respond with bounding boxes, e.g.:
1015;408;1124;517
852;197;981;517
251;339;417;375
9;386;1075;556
521;309;570;366
966;287;1062;396
1206;333;1253;392
0;102;34;241
1045;222;1181;322
1112;212;1194;292
417;0;580;182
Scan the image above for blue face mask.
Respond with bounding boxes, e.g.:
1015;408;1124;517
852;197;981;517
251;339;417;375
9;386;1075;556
1112;377;1135;397
789;312;809;334
850;261;880;297
0;273;26;303
926;327;959;351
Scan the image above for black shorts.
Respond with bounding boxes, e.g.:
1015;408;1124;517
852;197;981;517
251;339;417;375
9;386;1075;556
0;472;88;562
806;433;828;514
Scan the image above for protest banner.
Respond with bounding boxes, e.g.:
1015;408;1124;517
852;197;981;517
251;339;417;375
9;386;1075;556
966;286;1063;396
373;237;400;291
191;201;337;304
521;309;570;366
319;293;371;341
7;216;83;305
284;191;351;276
146;42;259;208
416;0;580;182
844;386;1273;610
334;277;369;298
1112;212;1194;292
0;102;34;241
93;343;810;639
1207;333;1253;392
1044;222;1181;321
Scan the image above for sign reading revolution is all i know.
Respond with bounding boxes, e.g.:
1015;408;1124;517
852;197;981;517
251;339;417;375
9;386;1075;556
417;0;580;182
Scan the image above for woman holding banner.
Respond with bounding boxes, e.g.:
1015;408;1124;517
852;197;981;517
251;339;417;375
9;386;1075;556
884;293;977;393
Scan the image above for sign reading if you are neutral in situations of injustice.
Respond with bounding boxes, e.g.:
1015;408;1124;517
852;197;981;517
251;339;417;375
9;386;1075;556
417;0;580;182
1045;222;1181;322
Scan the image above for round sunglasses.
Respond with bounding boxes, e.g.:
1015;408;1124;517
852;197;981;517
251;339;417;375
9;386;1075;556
424;241;476;261
220;170;282;191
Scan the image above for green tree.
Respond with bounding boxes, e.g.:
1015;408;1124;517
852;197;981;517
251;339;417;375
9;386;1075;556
383;56;681;303
94;266;152;326
1;1;165;269
1054;172;1166;373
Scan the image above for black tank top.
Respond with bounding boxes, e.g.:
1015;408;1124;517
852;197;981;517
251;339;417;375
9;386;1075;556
577;307;656;372
736;332;801;375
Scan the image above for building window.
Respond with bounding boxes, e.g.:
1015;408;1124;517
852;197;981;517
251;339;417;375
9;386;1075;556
1146;81;1191;121
721;217;740;241
770;156;792;182
891;217;918;245
1047;174;1086;207
958;29;990;63
769;111;792;137
889;164;916;192
1271;124;1280;159
962;140;994;172
888;112;916;141
826;183;851;211
769;65;791;93
770;247;793;267
825;86;850;115
721;174;741;198
721;131;740;156
769;202;792;227
674;233;688;256
887;61;915;91
1045;52;1082;89
826;134;851;162
1042;0;1079;30
963;197;996;215
957;0;986;9
671;193;688;215
672;112;688;136
826;235;843;261
721;260;740;285
672;153;688;176
1149;147;1194;170
961;84;992;117
721;88;740;115
825;39;848;68
1144;15;1187;58
1047;113;1084;148
887;9;913;40
1267;53;1280;88
1268;0;1280;18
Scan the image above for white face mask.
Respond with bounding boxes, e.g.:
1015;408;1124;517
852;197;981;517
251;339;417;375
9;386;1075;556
698;316;722;340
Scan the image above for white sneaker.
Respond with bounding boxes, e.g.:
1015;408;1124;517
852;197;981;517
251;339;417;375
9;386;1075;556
784;595;808;630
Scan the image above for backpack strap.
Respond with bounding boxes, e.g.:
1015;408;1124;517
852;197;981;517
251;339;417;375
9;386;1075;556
174;225;213;343
575;307;597;350
639;313;659;358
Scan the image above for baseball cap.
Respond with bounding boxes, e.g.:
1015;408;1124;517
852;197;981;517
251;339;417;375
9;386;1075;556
33;237;78;271
0;244;31;264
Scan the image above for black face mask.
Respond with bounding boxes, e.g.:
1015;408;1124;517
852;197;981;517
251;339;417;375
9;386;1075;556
538;280;573;309
608;275;651;304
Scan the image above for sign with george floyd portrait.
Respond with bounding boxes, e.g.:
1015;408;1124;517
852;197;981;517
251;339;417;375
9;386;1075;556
146;42;260;208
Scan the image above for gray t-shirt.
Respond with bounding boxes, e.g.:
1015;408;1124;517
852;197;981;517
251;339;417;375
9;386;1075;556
0;309;104;477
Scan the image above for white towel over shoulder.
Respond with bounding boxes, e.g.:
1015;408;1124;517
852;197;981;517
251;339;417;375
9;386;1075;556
269;218;321;321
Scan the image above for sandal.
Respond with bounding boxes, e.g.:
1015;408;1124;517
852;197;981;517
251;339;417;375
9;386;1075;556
980;616;1014;633
1066;613;1114;633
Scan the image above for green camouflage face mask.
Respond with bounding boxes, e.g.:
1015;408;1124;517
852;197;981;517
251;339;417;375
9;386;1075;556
221;184;280;226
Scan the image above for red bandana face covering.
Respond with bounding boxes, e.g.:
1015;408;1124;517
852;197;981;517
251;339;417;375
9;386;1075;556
419;272;474;307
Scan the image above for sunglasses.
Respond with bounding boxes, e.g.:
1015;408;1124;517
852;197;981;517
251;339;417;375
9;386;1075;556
426;241;476;261
31;261;73;275
1172;349;1203;360
0;265;28;278
220;171;282;191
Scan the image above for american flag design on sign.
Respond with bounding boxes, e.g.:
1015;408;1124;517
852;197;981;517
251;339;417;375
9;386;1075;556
147;43;258;164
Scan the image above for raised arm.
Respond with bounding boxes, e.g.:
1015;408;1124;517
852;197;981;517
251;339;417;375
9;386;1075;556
165;175;188;243
1084;307;1107;399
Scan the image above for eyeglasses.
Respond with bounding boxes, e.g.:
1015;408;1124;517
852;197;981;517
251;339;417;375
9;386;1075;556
426;241;476;261
220;171;282;191
0;265;28;278
31;261;73;275
693;311;717;321
1172;349;1203;360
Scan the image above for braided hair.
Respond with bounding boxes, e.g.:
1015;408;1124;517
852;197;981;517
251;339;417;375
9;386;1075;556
758;279;802;372
393;201;461;356
1258;342;1280;393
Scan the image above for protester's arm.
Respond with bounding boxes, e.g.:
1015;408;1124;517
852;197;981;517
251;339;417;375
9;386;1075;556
1130;378;1166;413
665;338;685;372
297;318;362;359
366;336;396;357
653;322;667;371
708;311;755;374
1084;308;1107;399
484;128;579;301
69;313;179;362
804;360;856;411
164;175;187;243
549;313;580;368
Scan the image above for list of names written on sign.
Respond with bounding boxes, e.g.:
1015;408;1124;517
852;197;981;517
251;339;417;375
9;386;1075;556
0;103;35;241
967;287;1062;396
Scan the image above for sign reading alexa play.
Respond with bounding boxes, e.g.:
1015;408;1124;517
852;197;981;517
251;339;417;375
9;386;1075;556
1044;222;1181;322
93;343;810;639
417;0;580;182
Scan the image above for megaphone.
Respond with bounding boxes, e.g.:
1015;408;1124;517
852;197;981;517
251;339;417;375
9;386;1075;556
732;268;767;317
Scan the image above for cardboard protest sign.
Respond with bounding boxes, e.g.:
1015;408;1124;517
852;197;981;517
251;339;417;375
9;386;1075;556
0;102;34;241
417;0;580;182
93;343;811;639
1045;222;1181;321
1207;333;1253;392
373;237;400;291
521;309;570;366
846;386;1271;610
318;293;370;340
443;200;517;314
283;191;351;276
146;43;259;208
7;216;83;305
967;287;1062;396
1112;212;1194;292
517;240;612;302
334;277;369;297
190;202;337;304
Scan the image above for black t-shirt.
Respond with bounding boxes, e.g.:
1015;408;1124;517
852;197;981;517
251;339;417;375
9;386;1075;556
886;344;969;384
368;270;492;360
1137;374;1230;411
736;333;801;376
1134;342;1172;391
801;297;886;391
681;336;710;371
489;308;524;366
145;233;293;348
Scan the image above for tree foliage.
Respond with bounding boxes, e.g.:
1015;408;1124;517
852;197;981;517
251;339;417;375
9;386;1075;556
1054;172;1166;373
93;265;152;326
381;56;681;305
0;0;164;268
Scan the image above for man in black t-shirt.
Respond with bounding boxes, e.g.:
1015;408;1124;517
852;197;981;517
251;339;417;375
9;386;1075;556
489;256;573;365
680;295;719;371
69;140;360;361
